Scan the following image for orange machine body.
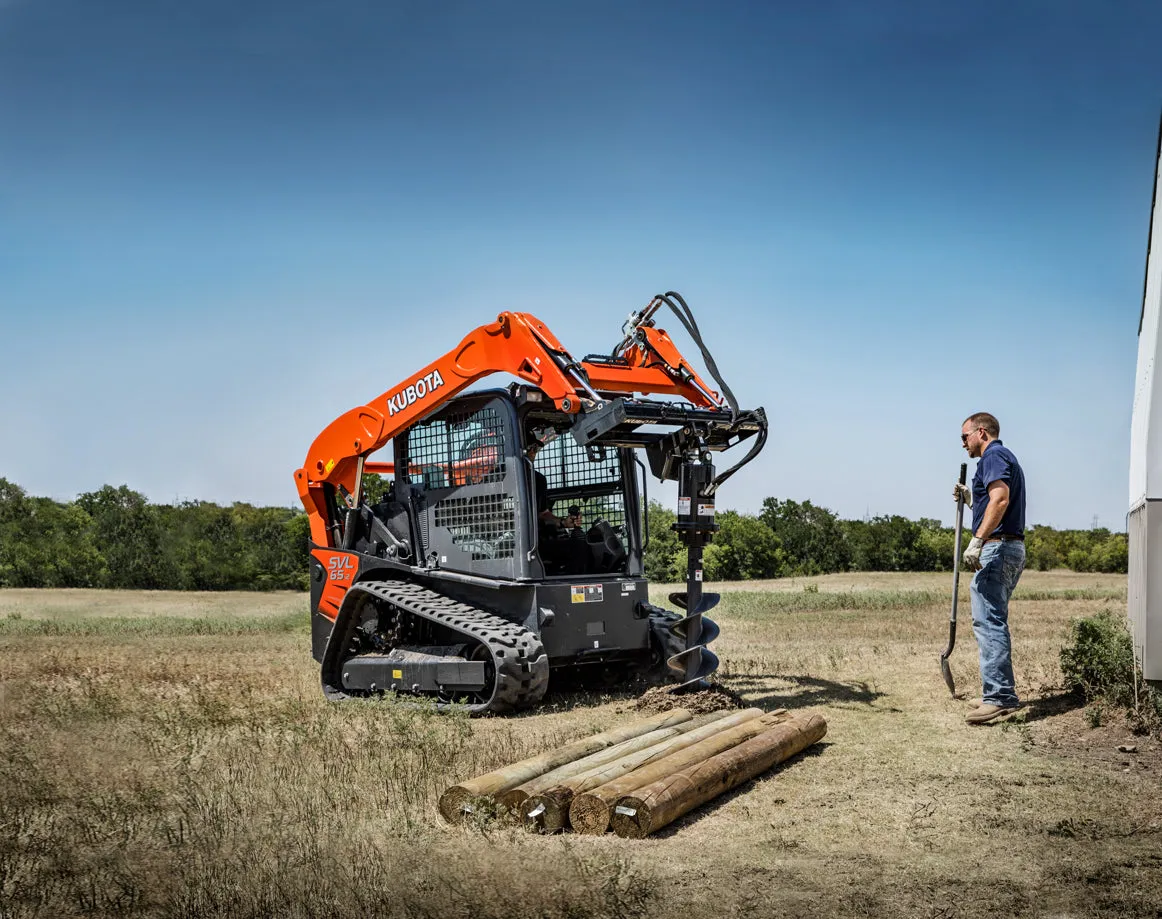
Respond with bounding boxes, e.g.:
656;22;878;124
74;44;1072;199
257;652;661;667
294;309;724;565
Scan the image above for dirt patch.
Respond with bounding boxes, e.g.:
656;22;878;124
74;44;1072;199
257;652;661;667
629;682;745;715
1025;695;1162;776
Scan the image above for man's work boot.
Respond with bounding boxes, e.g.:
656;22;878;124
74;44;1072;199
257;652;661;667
965;703;1018;725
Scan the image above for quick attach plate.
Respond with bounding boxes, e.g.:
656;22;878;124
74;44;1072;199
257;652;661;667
568;397;763;450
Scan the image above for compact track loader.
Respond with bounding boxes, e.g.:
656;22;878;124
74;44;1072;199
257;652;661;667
295;293;767;713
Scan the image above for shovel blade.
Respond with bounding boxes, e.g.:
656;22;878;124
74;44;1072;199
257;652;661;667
939;655;956;696
939;620;957;696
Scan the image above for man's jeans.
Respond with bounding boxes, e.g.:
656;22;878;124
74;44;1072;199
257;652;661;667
969;540;1025;707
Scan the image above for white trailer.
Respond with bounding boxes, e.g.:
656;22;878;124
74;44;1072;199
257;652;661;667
1129;115;1162;684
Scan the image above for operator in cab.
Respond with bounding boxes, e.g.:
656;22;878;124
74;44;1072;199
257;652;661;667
526;436;590;574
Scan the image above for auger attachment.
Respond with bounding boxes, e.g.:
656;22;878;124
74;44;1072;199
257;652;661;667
669;457;721;686
665;591;721;683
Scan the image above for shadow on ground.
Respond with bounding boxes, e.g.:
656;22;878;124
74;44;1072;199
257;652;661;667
1019;689;1086;723
528;666;674;715
725;673;893;711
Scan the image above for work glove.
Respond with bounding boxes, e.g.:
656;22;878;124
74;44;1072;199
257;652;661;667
963;536;984;571
952;483;972;508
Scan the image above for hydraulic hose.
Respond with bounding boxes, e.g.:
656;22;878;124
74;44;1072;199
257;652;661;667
707;408;767;496
655;291;741;421
649;291;767;494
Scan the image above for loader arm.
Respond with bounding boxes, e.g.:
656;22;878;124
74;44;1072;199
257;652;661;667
295;310;724;546
580;326;722;402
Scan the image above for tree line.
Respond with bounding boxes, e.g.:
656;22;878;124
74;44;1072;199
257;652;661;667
0;479;309;590
0;479;1128;590
645;498;1129;582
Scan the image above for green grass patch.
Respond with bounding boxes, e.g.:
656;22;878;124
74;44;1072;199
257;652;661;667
0;611;306;637
718;590;944;617
713;585;1124;618
1014;587;1126;601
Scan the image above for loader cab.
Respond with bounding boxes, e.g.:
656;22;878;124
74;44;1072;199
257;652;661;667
395;387;643;583
523;418;638;579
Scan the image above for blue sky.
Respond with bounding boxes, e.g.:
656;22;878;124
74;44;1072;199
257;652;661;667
1;1;1159;529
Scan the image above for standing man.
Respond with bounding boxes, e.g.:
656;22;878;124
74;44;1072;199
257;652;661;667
954;412;1026;725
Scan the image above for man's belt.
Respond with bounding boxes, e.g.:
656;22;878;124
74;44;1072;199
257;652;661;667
983;534;1024;543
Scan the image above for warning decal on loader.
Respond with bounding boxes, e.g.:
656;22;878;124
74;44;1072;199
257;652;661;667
571;584;604;604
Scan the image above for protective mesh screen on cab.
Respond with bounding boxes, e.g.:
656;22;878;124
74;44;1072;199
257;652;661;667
534;436;627;534
407;406;506;488
408;405;516;560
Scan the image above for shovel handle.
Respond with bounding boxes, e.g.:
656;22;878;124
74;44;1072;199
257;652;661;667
950;463;967;624
940;463;969;693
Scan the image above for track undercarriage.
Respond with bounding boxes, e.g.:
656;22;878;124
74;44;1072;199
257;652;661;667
318;579;712;713
321;581;550;713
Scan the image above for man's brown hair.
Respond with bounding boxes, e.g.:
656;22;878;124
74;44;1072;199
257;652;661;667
964;412;1000;438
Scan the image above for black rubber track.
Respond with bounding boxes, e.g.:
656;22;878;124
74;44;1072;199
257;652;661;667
345;580;549;714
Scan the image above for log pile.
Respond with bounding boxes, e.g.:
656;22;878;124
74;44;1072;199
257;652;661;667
439;705;826;837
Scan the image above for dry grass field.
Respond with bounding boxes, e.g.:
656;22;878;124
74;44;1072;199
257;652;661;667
2;573;1160;919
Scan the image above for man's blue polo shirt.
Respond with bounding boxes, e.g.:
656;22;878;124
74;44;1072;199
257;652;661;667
971;440;1025;536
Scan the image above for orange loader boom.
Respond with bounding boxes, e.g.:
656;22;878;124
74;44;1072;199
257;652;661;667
294;306;726;548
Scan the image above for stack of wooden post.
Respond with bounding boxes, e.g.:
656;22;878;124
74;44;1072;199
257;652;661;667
439;706;826;837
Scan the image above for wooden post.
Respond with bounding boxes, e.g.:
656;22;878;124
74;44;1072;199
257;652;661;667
569;708;792;835
521;707;767;833
610;712;827;838
438;709;693;823
497;709;726;811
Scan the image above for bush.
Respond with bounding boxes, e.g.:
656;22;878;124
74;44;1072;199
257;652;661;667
1060;611;1136;706
1059;611;1162;734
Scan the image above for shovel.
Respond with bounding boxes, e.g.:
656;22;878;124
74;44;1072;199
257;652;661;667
939;463;968;696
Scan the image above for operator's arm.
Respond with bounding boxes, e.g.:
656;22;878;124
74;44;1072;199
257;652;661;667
540;508;580;529
534;469;578;530
974;480;1010;538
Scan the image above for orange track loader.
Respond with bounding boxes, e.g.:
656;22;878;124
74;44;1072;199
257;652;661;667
295;292;767;713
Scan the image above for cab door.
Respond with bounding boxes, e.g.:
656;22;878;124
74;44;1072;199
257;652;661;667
402;394;532;580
